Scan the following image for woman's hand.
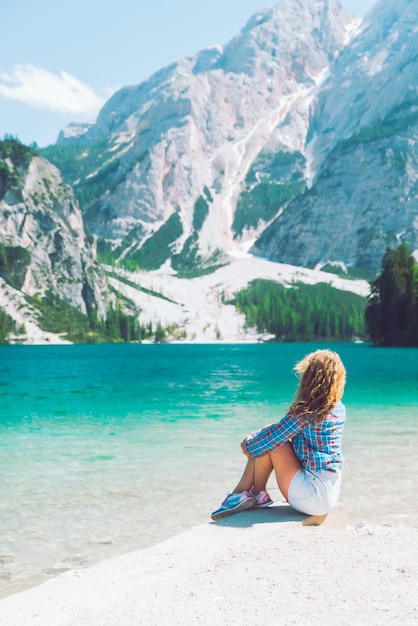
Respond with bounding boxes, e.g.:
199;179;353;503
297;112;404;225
240;438;250;458
240;423;274;458
241;431;256;457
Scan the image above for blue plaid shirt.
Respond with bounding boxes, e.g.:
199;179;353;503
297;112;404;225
243;402;346;471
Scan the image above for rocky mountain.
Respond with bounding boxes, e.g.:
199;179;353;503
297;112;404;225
0;139;112;342
254;0;418;271
44;0;355;276
44;0;418;278
4;0;418;343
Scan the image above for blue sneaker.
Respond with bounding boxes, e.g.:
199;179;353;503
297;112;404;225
211;491;256;521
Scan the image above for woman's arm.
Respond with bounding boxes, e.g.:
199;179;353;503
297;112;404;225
242;414;307;458
240;423;275;457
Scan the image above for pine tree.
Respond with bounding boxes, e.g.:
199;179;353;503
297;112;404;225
365;243;418;346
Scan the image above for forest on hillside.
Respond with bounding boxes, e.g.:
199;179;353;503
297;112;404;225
229;280;367;342
366;243;418;346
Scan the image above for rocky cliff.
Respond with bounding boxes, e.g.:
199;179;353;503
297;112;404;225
44;0;418;276
45;0;355;275
252;0;418;271
0;140;112;341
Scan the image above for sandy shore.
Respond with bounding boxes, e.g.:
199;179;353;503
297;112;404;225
1;504;417;626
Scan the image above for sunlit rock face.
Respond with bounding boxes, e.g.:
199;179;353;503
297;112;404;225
0;149;110;316
253;0;418;271
54;0;353;272
52;0;418;274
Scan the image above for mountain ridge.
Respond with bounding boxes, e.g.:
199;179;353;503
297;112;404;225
3;0;418;343
255;0;418;270
44;0;356;274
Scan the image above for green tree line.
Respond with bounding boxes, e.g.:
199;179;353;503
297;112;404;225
24;292;158;344
230;280;366;342
365;243;418;346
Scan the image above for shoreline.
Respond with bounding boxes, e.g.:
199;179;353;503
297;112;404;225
1;505;417;625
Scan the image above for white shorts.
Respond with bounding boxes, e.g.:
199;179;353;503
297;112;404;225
287;468;342;516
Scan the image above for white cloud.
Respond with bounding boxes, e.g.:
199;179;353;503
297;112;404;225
0;64;106;115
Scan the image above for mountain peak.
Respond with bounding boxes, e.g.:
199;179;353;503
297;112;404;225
43;0;418;279
219;0;351;77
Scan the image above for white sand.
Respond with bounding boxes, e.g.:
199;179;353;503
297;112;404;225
1;505;417;626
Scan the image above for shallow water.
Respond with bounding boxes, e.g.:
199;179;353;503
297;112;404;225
1;343;417;597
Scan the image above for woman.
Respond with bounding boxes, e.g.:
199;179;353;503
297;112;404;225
211;349;346;521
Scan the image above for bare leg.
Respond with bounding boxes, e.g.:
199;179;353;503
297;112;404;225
232;442;302;499
269;442;302;500
252;454;274;494
232;455;274;494
211;443;304;521
232;457;255;493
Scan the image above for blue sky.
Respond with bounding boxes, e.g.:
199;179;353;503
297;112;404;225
0;0;377;147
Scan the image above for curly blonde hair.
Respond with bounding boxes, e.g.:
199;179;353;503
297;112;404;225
288;349;346;423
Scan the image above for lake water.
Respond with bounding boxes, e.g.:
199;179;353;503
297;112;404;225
1;342;417;597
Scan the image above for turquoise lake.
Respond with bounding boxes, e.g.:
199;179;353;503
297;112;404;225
1;343;417;596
